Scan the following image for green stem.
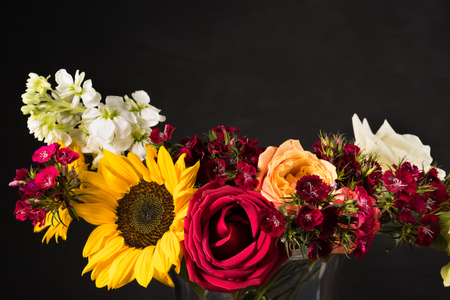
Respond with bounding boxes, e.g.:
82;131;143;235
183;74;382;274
40;94;86;114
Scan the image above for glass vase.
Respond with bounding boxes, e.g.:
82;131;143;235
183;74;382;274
171;254;344;300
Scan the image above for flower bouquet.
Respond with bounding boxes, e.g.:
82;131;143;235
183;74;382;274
11;69;450;299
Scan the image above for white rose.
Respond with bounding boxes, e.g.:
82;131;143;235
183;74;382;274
352;114;445;179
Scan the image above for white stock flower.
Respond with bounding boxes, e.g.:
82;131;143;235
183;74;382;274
125;90;166;129
27;112;72;145
55;69;101;109
83;95;136;149
352;114;445;179
26;72;51;95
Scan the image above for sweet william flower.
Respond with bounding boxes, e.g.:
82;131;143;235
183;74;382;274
55;69;101;109
258;207;286;237
295;205;323;231
352;114;445;179
32;143;60;163
34;166;59;190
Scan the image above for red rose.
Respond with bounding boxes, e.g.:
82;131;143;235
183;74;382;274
183;181;289;293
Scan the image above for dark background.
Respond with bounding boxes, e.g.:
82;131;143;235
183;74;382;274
3;1;450;299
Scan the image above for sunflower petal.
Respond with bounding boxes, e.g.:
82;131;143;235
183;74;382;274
179;160;200;189
135;246;155;287
153;231;180;274
103;150;140;186
72;203;116;225
83;235;125;275
174;153;186;178
145;144;163;184
158;146;178;195
76;187;118;209
100;164;130;194
153;268;175;287
108;247;140;289
83;223;118;257
128;152;151;182
79;171;121;199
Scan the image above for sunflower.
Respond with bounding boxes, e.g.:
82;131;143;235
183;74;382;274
33;141;87;243
73;145;199;289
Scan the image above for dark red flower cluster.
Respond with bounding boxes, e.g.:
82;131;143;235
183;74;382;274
313;134;382;198
11;143;81;227
154;125;265;190
381;162;450;247
290;175;340;260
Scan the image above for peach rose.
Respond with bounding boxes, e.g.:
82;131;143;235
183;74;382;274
256;139;337;207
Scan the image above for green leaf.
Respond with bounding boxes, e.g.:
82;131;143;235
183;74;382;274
177;259;205;300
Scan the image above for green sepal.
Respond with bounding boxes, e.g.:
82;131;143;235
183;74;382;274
178;258;205;300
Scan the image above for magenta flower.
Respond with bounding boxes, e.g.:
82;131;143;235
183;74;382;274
258;207;286;237
19;179;42;198
29;208;46;227
31;143;60;163
416;214;440;247
307;236;333;261
352;230;375;258
234;162;259;190
295;175;330;205
295;205;323;231
14;200;31;221
9;168;29;187
149;124;173;144
34;166;59;190
55;148;80;165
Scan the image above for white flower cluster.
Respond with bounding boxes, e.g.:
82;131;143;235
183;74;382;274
21;69;165;168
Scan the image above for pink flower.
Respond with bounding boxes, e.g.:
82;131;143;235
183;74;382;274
14;200;31;221
234;162;259;190
258;207;286;237
55;148;80;165
31;143;60;163
34;166;59;190
29;208;46;227
295;205;323;231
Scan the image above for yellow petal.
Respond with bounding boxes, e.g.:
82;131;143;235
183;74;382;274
78;171;122;199
128;152;151;182
100;164;130;194
145;144;163;185
108;247;140;289
153;268;175;287
83;223;118;257
72;203;116;225
103;150;140;186
173;188;196;215
174;153;187;178
83;236;125;275
153;231;180;274
158;146;178;195
75;187;118;209
179;161;200;189
135;246;156;287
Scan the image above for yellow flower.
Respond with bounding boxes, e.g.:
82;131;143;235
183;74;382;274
33;141;87;243
73;145;199;289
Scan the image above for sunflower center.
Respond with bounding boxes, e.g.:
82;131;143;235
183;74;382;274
116;181;174;249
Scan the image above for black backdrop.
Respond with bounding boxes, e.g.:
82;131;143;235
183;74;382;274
3;1;450;299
